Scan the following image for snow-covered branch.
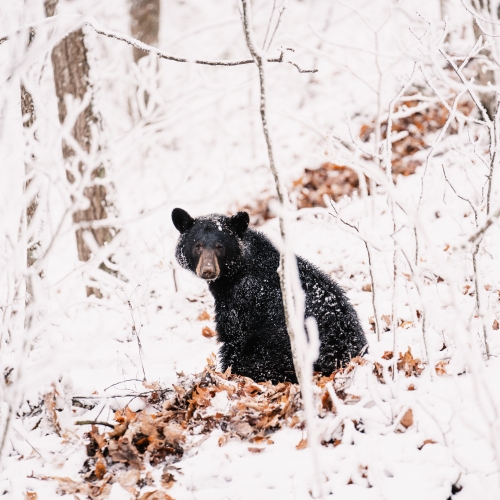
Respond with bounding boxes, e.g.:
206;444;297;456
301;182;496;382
85;20;318;73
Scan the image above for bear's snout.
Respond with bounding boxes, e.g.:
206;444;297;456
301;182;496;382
196;249;220;280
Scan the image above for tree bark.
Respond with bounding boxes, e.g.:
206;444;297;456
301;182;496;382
45;0;113;296
471;0;498;120
130;0;160;63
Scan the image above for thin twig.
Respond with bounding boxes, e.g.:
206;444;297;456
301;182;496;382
75;420;114;429
472;243;490;357
399;249;432;371
104;378;144;392
468;204;500;244
486;100;500;216
442;165;478;225
439;47;492;126
330;202;381;342
120;288;147;381
383;64;419;373
72;388;172;400
265;3;287;51
262;0;277;50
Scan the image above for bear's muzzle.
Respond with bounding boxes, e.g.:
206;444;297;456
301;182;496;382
196;249;220;280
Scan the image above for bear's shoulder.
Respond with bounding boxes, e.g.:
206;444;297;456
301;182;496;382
241;229;279;266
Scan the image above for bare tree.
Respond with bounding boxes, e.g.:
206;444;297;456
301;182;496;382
130;0;160;64
45;0;114;296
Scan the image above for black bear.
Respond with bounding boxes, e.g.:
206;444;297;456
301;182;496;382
172;208;367;384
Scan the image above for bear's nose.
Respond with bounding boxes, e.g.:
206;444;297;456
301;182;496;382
201;267;216;279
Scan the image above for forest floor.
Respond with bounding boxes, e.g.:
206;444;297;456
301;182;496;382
2;1;500;498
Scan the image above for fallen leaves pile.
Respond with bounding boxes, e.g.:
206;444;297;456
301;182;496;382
239;92;474;223
292;162;363;209
240;162;363;221
360;91;474;179
39;349;431;499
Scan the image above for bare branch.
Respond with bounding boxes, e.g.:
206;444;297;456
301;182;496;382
85;20;317;73
75;420;114;428
442;165;478;226
468;204;500;244
439;47;492;125
461;0;500;38
265;2;286;51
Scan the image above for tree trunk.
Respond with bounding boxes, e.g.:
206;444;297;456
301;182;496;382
130;0;160;63
472;0;498;120
45;0;113;296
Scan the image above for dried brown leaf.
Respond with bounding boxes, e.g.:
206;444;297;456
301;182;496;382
372;362;385;383
140;492;174;500
248;447;265;453
435;360;449;376
399;320;414;329
296;438;308;450
381;314;391;327
202;326;216;338
95;459;106;480
108;436;142;469
43;390;61;436
400;409;413;429
397;347;424;377
161;469;176;489
197;310;211;321
493;319;499;331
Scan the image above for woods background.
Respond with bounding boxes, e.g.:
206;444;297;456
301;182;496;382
1;0;500;498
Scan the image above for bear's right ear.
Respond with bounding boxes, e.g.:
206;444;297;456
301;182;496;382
172;208;195;233
228;211;249;237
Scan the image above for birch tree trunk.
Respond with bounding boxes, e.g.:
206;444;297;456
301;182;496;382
45;0;113;296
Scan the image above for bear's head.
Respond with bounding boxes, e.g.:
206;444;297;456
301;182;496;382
172;208;250;281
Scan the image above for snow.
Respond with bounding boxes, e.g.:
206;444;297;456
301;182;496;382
2;0;500;498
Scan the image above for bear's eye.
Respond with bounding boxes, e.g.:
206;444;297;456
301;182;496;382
215;243;224;255
194;243;202;253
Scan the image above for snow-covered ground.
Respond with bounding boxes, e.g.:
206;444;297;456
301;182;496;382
2;0;500;498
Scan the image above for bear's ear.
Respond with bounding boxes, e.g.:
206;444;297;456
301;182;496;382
228;211;249;237
172;208;195;233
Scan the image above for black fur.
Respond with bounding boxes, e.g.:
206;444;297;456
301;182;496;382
173;209;367;384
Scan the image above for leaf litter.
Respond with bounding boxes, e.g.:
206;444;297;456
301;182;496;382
41;350;431;498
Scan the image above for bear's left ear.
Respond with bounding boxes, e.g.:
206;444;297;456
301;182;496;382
172;208;195;233
228;211;249;237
